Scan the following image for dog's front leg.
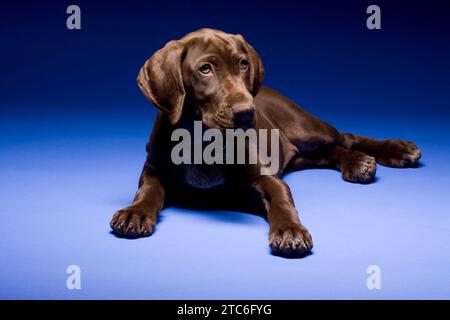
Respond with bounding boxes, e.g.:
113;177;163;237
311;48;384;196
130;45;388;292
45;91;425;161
252;175;313;255
110;165;165;238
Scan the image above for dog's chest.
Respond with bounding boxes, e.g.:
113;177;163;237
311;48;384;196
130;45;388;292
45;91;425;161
182;164;226;189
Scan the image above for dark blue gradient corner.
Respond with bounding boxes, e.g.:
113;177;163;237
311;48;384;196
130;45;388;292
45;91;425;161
1;0;450;299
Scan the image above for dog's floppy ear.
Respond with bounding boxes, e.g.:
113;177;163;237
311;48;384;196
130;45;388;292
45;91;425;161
235;34;265;96
137;40;186;125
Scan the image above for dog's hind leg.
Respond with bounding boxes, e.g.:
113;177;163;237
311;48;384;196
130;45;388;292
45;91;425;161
340;133;421;168
288;146;377;184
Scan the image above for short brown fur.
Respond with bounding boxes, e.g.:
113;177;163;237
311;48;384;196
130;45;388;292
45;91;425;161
111;29;421;255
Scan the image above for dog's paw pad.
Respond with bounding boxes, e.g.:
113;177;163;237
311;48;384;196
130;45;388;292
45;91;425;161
110;207;154;238
341;153;377;184
269;224;313;255
378;139;422;168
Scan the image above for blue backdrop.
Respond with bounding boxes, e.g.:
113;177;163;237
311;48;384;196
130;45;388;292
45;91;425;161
1;0;450;299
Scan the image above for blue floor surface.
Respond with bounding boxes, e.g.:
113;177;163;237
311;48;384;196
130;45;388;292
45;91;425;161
1;112;449;299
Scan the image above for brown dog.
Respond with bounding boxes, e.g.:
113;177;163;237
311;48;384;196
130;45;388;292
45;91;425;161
110;29;421;255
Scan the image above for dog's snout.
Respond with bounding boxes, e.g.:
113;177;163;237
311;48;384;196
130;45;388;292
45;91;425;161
232;104;255;125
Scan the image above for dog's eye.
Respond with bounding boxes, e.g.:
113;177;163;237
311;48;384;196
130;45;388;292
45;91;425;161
199;64;212;74
240;59;249;71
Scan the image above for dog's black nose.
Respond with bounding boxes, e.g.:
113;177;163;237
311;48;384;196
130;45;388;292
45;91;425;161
232;104;255;125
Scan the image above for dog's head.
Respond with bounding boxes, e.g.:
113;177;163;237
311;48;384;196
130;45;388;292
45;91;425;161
137;28;264;129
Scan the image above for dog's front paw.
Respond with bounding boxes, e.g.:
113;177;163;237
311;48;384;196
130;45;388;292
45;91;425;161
110;206;155;238
269;224;313;255
378;139;422;168
341;152;377;184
